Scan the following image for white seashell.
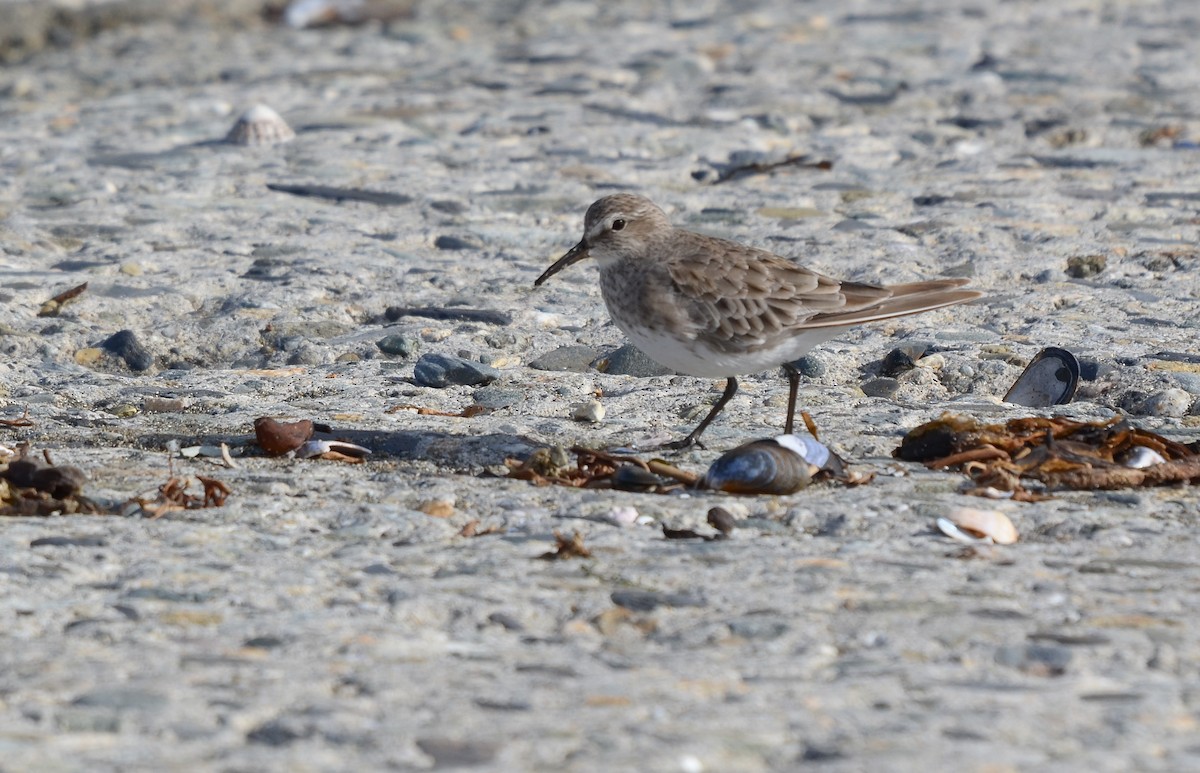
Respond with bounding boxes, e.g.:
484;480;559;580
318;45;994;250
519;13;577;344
225;104;295;146
936;517;992;545
295;439;371;459
946;506;1018;545
1120;446;1166;469
179;444;226;458
284;0;364;28
605;505;639;527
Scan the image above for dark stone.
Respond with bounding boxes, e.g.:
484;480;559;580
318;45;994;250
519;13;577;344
31;535;106;548
247;719;309;746
243;635;286;649
430;200;468;214
593;344;674;377
528;345;602;372
101;329;152;371
376;334;420;358
384;306;511;325
995;644;1072;677
610;589;707;612
881;344;928;376
434;235;482;251
72;687;166;711
727;616;789;640
413;353;500;388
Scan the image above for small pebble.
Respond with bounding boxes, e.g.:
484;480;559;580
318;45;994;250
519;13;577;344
571;400;605;423
376;334;420;358
413;353;500;388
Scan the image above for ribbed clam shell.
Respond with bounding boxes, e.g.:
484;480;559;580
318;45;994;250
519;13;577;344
225;104;295;146
702;438;814;495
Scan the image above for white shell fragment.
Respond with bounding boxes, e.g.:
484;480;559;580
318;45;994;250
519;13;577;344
295;439;372;459
225;104;295;146
936;518;992;545
1120;445;1167;469
774;434;831;469
944;507;1019;545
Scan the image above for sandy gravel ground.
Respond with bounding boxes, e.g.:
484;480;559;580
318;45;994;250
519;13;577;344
2;1;1200;770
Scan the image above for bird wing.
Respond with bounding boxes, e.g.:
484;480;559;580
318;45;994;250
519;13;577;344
663;231;893;352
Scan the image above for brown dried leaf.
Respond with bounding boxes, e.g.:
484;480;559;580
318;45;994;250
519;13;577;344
539;530;591;560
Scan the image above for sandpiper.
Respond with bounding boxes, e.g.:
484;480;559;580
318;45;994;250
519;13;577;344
535;194;982;449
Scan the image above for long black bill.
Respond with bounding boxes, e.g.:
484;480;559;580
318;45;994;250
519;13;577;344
533;240;589;287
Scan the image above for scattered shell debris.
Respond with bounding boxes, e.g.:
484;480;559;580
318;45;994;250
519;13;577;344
940;507;1019;545
282;0;415;28
506;434;865;496
1003;347;1080;407
897;413;1200;499
225;104;295;146
253;417;371;462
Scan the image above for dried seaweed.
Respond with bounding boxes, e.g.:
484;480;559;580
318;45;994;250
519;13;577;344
896;413;1200;498
506;446;699;493
1;444;103;516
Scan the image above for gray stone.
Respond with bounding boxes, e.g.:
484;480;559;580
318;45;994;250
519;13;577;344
413;353;500;388
1137;387;1191;417
528;345;602;372
376;334;420;358
593;344;674;377
861;377;901;399
472;386;523;409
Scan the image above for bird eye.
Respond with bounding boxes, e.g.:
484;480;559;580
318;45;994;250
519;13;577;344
611;219;626;231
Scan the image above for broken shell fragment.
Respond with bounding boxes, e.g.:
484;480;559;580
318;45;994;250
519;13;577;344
1003;347;1079;407
945;506;1018;545
702;435;835;495
1119;445;1167;469
225;104;295;146
295;439;371;459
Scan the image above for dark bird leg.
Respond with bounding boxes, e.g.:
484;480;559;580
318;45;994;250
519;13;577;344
782;362;802;435
662;377;738;450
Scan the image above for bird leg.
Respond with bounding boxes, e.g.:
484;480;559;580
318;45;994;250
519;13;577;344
782;362;802;435
661;377;739;450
